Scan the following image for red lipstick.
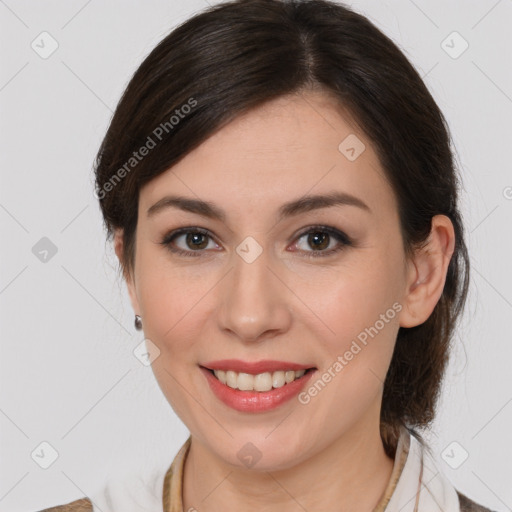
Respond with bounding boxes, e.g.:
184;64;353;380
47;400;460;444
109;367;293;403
199;360;316;413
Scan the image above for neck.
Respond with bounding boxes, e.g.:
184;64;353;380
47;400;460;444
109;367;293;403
182;419;395;512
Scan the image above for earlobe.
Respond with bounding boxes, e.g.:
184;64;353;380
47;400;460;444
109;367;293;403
399;215;455;328
113;229;141;316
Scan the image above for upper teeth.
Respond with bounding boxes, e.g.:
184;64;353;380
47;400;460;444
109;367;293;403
213;369;307;392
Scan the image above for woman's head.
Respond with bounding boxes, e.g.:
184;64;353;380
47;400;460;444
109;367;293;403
94;0;469;464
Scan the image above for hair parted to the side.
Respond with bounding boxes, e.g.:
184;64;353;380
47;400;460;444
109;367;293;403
93;0;470;456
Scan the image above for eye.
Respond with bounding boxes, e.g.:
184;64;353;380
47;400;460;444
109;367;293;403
159;227;220;257
159;225;353;258
290;225;353;258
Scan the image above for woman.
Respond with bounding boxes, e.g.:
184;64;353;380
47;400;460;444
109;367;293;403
37;0;495;510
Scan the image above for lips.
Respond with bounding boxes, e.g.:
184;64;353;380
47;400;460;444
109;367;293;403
200;365;316;412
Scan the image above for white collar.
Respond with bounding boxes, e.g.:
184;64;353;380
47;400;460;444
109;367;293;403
386;427;460;512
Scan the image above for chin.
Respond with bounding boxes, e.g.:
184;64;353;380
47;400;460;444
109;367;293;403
203;427;310;472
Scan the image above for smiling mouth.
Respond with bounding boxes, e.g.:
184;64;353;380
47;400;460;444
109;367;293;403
203;367;316;393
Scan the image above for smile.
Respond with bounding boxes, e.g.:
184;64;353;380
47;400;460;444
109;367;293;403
200;364;317;413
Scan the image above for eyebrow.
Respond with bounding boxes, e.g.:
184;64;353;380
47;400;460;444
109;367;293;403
146;191;371;222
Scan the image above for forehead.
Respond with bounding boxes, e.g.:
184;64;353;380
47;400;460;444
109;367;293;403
139;92;396;221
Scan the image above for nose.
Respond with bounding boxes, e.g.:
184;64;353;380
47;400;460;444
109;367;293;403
216;245;292;344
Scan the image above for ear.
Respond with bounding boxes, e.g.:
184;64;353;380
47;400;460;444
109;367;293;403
114;229;141;316
399;214;456;328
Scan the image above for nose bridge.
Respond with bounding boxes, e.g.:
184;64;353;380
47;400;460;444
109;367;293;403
217;237;291;341
232;242;273;300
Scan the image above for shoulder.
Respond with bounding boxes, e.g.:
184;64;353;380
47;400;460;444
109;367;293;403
35;497;93;512
457;490;496;512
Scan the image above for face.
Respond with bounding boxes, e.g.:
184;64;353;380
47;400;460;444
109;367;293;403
119;91;419;471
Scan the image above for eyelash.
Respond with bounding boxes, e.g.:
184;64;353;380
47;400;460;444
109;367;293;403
159;225;353;259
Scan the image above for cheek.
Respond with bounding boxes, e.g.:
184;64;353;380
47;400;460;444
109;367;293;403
135;248;214;354
306;258;401;323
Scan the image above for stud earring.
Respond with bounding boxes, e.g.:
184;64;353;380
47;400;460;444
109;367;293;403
134;314;143;331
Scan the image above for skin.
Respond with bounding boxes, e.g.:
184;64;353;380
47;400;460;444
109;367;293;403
114;90;455;511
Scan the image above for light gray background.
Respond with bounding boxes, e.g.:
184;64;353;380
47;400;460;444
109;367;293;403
1;1;511;511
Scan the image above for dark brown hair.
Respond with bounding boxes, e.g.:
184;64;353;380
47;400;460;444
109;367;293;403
94;0;470;455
